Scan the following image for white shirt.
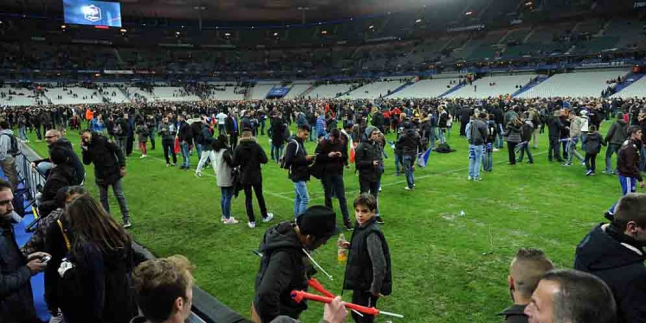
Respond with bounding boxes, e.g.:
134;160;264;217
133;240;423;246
216;113;227;125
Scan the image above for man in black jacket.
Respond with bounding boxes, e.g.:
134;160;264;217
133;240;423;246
316;128;352;230
31;129;85;185
81;130;132;228
253;205;341;323
284;124;314;218
178;114;193;170
607;126;645;219
232;128;273;228
355;126;384;224
396;123;422;189
0;179;50;323
498;249;554;323
575;193;646;323
547;110;564;163
269;114;286;163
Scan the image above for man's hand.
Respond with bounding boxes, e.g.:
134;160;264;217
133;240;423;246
640;181;645;189
306;155;314;162
323;296;347;323
120;167;127;177
27;252;51;262
372;160;379;167
30;162;36;169
328;152;337;158
26;252;51;275
80;142;87;151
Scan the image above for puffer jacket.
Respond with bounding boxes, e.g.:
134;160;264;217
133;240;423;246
396;128;421;157
355;126;384;182
82;133;125;186
504;123;522;143
232;137;268;185
315;137;347;176
605;119;628;145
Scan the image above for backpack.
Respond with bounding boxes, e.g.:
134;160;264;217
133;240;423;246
2;133;20;157
280;139;299;169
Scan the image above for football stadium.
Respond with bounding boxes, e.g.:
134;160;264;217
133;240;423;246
1;1;646;323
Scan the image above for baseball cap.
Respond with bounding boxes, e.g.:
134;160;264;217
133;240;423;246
297;206;342;240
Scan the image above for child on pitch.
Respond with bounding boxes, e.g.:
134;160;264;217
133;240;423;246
339;193;392;323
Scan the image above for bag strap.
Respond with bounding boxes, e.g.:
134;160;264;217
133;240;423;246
57;219;71;251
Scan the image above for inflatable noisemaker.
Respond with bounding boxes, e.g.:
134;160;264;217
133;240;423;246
291;290;404;319
307;278;335;298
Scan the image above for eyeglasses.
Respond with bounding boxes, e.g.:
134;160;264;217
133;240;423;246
45;136;57;139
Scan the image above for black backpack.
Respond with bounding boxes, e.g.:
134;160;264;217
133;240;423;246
2;133;21;157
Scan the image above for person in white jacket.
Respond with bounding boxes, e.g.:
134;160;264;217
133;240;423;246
212;135;238;225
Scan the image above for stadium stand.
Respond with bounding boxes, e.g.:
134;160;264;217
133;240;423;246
516;69;631;98
153;87;201;102
45;87;105;105
284;81;314;99
341;78;411;99
250;82;282;100
445;74;535;99
0;87;39;106
389;78;462;99
307;83;359;99
611;75;646;99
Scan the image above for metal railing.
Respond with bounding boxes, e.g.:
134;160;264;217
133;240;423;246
16;142;47;206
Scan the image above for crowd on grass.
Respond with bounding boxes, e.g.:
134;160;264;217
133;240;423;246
2;95;646;323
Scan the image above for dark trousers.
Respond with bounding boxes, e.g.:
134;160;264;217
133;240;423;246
359;177;379;198
229;133;238;150
322;174;350;222
561;139;568;158
243;182;268;223
507;142;517;165
351;291;379;323
162;140;177;164
548;137;562;161
126;135;134;156
585;153;598;172
148;131;156;150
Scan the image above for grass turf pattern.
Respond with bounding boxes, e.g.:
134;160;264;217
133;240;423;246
27;122;622;323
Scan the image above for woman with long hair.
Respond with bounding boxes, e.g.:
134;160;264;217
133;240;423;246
213;135;239;224
53;194;136;323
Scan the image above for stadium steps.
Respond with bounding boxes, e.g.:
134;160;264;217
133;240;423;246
439;83;467;98
300;84;317;98
512;75;550;97
384;81;413;98
611;73;645;95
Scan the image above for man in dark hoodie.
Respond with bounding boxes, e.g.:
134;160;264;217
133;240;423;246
232;127;273;228
283;124;314;218
604;112;628;175
252;205;341;323
606;126;645;219
81;130;131;228
575;193;646;323
396;122;422;190
316;128;352;230
547;110;564;163
178;114;193;170
355;126;384;224
31;129;85;185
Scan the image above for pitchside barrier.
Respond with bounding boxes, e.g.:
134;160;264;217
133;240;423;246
18;142;252;323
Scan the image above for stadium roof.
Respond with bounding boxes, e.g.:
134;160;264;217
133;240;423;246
2;0;452;22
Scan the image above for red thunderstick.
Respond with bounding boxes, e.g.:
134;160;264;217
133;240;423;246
290;290;404;319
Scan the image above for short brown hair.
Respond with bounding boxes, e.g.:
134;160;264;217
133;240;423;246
353;193;377;211
133;255;195;323
0;178;11;192
614;193;646;230
510;248;554;298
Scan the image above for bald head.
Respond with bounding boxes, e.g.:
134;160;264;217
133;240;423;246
45;130;62;146
510;248;555;299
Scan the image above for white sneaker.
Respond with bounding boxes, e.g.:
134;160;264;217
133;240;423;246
467;176;473;181
248;221;256;229
195;172;202;178
221;216;226;222
224;217;239;225
404;186;411;190
493;148;499;152
263;213;274;223
140;155;145;159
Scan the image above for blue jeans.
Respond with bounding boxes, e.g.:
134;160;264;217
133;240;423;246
36;161;53;177
310;126;316;141
640;145;646;172
403;155;415;188
496;124;504;148
293;181;309;218
196;144;203;160
148;130;155;149
18;127;27;141
220;186;234;219
180;142;190;167
483;145;493;171
271;144;283;162
468;144;484;179
97;179;129;221
517;143;534;163
438;129;446;144
566;138;584;164
395;154;402;175
605;143;621;173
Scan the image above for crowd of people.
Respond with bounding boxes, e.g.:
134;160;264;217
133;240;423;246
1;94;646;323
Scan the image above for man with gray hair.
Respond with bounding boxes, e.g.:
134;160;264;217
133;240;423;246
575;193;646;323
524;269;616;323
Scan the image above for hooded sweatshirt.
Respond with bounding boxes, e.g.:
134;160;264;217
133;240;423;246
574;224;646;323
254;222;311;323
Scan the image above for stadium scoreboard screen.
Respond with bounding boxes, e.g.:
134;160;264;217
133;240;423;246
63;0;122;27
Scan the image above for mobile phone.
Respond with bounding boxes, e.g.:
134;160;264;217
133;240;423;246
41;256;51;264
